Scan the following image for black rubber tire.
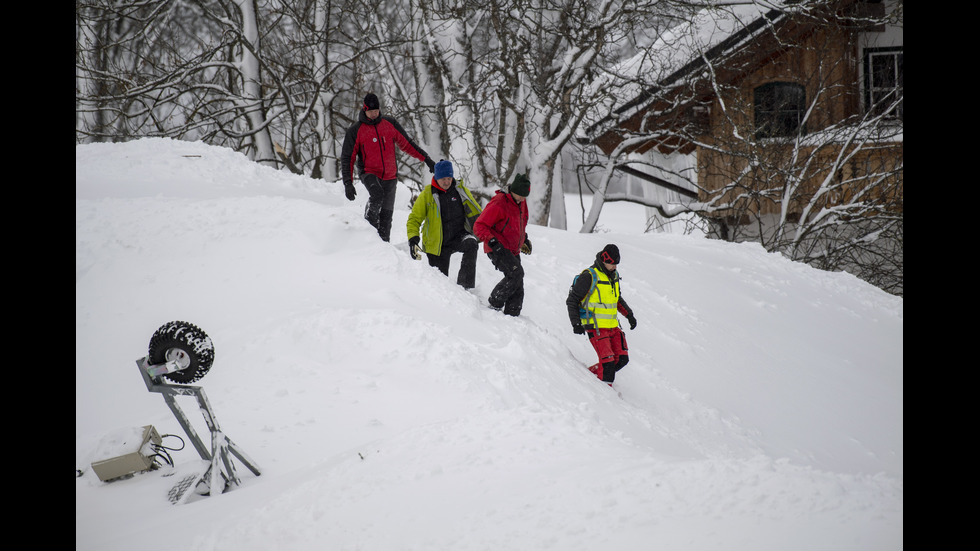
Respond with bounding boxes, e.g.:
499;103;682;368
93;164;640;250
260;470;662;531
147;321;215;384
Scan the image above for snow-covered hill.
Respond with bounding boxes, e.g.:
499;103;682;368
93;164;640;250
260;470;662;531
76;138;902;551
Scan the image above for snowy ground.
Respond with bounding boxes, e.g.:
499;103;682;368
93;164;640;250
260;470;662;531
76;138;902;551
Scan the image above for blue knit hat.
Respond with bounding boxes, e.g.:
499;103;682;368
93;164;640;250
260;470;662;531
434;160;453;180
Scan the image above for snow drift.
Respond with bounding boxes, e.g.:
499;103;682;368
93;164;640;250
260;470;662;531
76;138;902;551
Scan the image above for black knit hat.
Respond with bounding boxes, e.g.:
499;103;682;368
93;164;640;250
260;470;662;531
363;93;380;111
510;173;531;196
599;244;620;265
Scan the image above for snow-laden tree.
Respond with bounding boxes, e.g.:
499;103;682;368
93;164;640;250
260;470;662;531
495;1;697;226
76;0;283;165
75;0;198;142
252;0;396;179
362;0;634;215
77;0;710;222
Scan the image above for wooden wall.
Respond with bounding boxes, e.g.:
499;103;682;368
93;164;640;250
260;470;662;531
696;22;902;219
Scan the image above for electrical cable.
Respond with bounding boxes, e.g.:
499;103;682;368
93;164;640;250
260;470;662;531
148;434;185;468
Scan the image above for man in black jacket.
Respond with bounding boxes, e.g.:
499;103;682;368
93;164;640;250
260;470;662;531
340;93;435;241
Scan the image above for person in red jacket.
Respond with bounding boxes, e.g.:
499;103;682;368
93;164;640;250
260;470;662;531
341;93;435;242
473;173;533;316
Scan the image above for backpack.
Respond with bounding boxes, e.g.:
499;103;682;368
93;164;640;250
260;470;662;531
572;268;599;324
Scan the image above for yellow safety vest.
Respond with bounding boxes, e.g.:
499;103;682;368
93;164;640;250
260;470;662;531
580;269;620;329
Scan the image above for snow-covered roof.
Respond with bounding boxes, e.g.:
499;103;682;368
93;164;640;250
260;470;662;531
585;2;791;137
626;4;782;114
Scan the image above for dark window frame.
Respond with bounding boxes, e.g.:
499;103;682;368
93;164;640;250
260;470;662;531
753;81;807;139
864;47;903;121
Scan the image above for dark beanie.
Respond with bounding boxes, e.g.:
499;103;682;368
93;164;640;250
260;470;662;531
599;244;620;264
363;93;380;111
434;160;453;180
510;173;531;196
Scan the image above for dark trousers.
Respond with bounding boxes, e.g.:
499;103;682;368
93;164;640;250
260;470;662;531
361;174;397;241
426;235;479;289
487;249;524;316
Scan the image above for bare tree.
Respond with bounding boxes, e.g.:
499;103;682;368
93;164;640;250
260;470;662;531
76;0;278;163
80;0;802;237
483;0;690;227
251;0;400;179
584;1;904;295
76;0;387;170
76;0;200;142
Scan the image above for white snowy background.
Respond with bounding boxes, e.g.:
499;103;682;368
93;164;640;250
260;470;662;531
76;138;902;551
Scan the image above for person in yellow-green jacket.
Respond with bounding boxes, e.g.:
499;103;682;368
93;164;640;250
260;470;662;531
407;160;483;289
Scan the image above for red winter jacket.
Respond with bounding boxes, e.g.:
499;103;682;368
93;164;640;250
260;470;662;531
473;190;529;254
340;110;430;184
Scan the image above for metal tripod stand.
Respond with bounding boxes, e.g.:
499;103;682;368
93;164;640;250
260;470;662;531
136;356;261;503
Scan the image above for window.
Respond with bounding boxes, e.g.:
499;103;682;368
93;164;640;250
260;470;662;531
754;82;806;138
865;47;903;120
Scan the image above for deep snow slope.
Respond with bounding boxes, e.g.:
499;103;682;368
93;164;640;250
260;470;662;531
76;138;902;551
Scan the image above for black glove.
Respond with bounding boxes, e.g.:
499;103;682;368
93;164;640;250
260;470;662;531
572;323;585;335
425;157;436;173
344;182;356;201
627;315;637;330
520;237;532;255
408;236;420;260
488;237;503;252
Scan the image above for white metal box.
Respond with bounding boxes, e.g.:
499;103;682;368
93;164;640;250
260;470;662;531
90;425;162;482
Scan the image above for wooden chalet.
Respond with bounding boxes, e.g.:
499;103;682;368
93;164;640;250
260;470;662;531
589;0;903;226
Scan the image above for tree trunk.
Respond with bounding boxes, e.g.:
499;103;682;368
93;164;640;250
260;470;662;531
235;0;275;167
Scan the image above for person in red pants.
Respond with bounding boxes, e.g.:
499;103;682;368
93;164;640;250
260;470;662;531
566;244;638;385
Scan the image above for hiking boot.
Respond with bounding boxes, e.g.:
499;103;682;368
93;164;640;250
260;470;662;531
588;363;603;379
